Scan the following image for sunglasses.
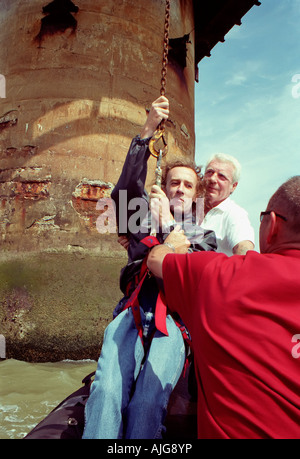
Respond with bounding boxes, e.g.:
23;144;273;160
260;211;287;223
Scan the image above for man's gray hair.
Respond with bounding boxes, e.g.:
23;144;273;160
205;153;241;183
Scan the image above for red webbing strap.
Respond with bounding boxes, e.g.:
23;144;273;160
128;236;193;374
174;319;193;377
140;235;160;249
174;322;192;348
155;291;169;336
123;266;148;344
122;236;160;343
156;290;193;378
140;236;169;336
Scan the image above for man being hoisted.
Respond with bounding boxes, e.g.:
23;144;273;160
82;96;216;439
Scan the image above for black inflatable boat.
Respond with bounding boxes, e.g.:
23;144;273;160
24;369;197;439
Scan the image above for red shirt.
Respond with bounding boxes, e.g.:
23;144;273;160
163;249;300;439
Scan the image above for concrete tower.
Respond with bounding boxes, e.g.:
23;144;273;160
0;0;260;360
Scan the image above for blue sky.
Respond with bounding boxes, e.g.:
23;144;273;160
195;0;300;251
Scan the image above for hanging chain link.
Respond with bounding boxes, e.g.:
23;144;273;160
160;0;170;98
149;0;170;160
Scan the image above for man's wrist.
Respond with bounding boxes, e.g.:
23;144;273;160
136;134;151;142
140;126;155;140
163;242;175;252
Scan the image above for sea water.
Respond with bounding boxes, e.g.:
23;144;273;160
0;358;97;439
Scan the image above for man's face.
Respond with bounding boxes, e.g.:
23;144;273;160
165;166;198;215
204;160;237;208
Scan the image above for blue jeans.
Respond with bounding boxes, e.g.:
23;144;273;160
82;307;186;439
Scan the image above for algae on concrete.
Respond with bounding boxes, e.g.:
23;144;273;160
0;251;126;362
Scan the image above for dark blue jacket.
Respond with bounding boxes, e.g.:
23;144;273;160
111;135;217;298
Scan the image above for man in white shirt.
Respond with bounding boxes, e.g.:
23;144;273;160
201;153;255;255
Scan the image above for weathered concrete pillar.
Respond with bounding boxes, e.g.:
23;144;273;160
0;0;196;360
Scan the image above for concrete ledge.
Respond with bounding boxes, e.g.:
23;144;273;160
0;251;126;362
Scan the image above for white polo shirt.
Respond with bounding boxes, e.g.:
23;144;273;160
201;197;255;256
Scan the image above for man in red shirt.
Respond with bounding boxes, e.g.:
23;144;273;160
147;176;300;439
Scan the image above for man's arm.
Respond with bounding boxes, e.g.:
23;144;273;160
147;245;173;279
147;227;190;278
232;240;254;255
113;95;170;238
111;97;169;204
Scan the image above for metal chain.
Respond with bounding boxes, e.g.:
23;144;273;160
149;0;170;159
160;0;171;98
149;0;171;236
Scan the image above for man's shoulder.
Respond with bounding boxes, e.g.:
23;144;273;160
220;197;249;218
220;197;244;210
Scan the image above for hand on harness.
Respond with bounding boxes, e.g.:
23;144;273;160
164;226;191;254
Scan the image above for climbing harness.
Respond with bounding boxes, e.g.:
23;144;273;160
122;235;192;358
149;0;170;165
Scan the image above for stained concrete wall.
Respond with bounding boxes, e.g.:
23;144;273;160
0;0;196;361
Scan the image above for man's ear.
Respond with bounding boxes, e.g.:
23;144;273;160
266;211;278;243
230;181;238;194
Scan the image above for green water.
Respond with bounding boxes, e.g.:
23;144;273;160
0;358;97;439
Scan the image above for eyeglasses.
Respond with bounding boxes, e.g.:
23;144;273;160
260;211;287;223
